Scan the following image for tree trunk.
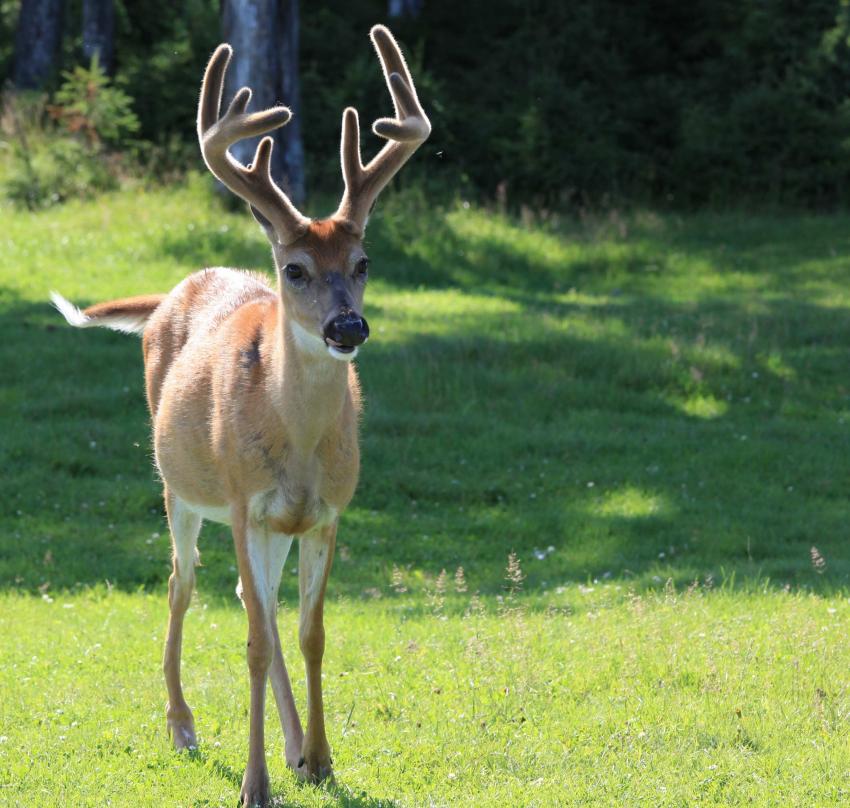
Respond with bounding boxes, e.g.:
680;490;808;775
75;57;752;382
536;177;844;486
13;0;64;89
277;0;304;205
388;0;423;19
82;0;115;74
221;0;306;206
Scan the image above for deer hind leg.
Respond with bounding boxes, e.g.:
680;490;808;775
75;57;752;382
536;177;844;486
296;521;336;783
163;488;202;750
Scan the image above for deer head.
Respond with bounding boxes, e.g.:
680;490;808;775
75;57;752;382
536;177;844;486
197;25;430;361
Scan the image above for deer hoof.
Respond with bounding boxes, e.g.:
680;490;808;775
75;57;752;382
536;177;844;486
166;704;197;751
240;767;271;807
293;750;333;784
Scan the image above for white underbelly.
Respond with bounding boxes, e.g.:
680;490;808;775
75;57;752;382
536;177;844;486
188;503;232;525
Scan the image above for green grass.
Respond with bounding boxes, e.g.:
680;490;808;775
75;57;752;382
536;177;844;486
2;178;850;805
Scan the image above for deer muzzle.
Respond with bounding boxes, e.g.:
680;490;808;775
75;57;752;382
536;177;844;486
323;310;370;353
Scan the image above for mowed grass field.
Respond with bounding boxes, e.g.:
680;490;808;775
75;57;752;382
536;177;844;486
2;178;850;805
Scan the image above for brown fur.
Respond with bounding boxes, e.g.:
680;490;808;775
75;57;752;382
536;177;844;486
56;25;429;808
83;294;166;320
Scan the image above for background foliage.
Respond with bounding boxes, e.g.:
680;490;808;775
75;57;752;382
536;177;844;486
6;0;850;209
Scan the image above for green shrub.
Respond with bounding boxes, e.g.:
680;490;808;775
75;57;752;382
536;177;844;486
1;57;138;209
4;134;118;208
50;55;139;147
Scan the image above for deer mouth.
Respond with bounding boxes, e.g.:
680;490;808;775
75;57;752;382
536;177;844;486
324;338;359;360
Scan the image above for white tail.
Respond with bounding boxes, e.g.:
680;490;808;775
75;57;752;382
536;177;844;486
50;291;165;335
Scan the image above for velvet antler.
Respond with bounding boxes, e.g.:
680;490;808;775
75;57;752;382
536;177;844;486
334;25;431;234
198;44;310;245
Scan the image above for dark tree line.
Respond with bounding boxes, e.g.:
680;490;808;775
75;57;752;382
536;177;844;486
7;0;850;209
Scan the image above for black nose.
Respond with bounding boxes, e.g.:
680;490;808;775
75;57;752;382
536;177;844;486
323;311;370;348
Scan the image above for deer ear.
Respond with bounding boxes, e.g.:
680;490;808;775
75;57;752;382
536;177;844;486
250;204;277;241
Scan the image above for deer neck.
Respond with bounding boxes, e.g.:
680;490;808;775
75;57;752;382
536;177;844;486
271;301;350;454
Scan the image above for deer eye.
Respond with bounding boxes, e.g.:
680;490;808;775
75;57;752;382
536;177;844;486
284;264;306;285
355;258;369;279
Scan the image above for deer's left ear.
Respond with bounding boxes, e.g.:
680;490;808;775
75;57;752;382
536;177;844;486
250;204;277;242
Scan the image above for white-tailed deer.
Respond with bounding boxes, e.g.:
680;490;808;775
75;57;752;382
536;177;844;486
51;25;429;806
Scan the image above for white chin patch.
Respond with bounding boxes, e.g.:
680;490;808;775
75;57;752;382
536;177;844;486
327;345;358;362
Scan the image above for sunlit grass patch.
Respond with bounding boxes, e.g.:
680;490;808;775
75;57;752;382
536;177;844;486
2;586;850;806
595;486;670;519
671;394;729;419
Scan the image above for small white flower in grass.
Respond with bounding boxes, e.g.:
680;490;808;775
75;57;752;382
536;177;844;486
587;481;595;488
391;565;407;594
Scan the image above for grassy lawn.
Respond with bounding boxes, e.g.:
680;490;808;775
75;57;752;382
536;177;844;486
2;178;850;805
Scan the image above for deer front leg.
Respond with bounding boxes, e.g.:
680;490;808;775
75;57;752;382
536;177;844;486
252;530;305;770
296;521;336;783
163;489;201;750
231;504;277;807
270;620;305;770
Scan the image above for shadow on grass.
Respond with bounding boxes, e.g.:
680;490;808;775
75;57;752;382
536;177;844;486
193;752;398;808
3;209;850;603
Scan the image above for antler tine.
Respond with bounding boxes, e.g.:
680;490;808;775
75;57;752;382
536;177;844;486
198;44;309;244
334;25;431;233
